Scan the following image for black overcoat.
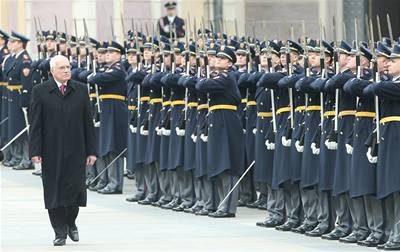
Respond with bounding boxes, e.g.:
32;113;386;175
29;79;97;209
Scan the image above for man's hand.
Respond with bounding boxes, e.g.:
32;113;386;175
31;156;42;164
86;155;97;166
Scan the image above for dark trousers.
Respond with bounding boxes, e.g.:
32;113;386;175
48;206;79;238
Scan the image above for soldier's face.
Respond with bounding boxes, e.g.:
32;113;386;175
208;55;216;68
260;52;268;66
216;57;231;70
105;51;121;64
346;55;356;70
339;53;349;69
9;40;22;52
388;58;400;77
163;54;171;66
175;53;182;65
190;55;196;66
51;57;71;83
308;51;320;68
59;42;67;53
377;56;389;73
167;8;176;17
143;48;152;61
236;54;246;66
46;39;56;51
0;38;5;46
127;53;137;65
97;52;106;63
280;53;286;65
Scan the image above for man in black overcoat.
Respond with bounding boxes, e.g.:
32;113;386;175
29;55;97;246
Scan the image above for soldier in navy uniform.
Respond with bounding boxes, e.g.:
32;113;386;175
149;40;174;207
248;41;281;217
161;41;195;211
88;41;128;194
196;46;245;218
0;30;10;158
158;1;185;39
139;37;163;206
363;44;400;250
307;42;336;237
257;41;303;229
5;32;33;171
322;41;356;240
357;42;391;247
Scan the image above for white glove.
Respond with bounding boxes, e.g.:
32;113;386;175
295;140;304;153
176;127;186;136
252;128;257;135
281;136;292;147
265;139;275;150
325;139;338;150
161;127;171;136
140;125;149;136
87;72;95;80
191;133;197;143
155;126;162;136
200;133;208;142
345;144;353;155
367;147;378;163
94;120;101;128
311;142;320;155
129;124;137;133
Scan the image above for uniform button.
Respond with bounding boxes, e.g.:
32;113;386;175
340;131;343;135
260;102;263;105
309;98;312;102
355;134;358;138
210;124;213;127
260;130;263;133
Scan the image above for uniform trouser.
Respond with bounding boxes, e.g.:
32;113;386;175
384;192;400;243
134;164;147;199
193;177;203;207
332;193;352;233
266;185;285;221
157;168;172;202
239;171;256;203
300;186;319;226
170;169;180;203
2;144;12;162
103;153;124;191
255;182;268;204
18;139;31;167
283;181;301;224
347;195;369;236
202;176;218;211
9;140;22;164
48;205;79;238
177;167;195;206
143;162;159;200
95;157;108;188
317;190;334;231
364;194;384;240
86;165;97;184
215;172;239;214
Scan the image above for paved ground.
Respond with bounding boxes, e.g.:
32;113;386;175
1;166;375;251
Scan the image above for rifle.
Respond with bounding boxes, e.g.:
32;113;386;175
376;15;382;42
54;15;61;55
33;17;44;60
121;12;127;58
64;19;73;62
74;18;81;67
370;17;380;157
386;14;394;47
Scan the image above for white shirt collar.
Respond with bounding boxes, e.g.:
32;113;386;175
15;49;25;59
393;75;400;82
54;78;67;89
168;16;176;23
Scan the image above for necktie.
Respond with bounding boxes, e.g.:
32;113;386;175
60;83;66;95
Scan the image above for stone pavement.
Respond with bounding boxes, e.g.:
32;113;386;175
1;166;374;251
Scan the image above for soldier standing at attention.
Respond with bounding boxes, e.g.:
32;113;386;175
196;46;245;218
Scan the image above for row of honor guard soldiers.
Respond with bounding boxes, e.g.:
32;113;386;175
1;23;400;250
